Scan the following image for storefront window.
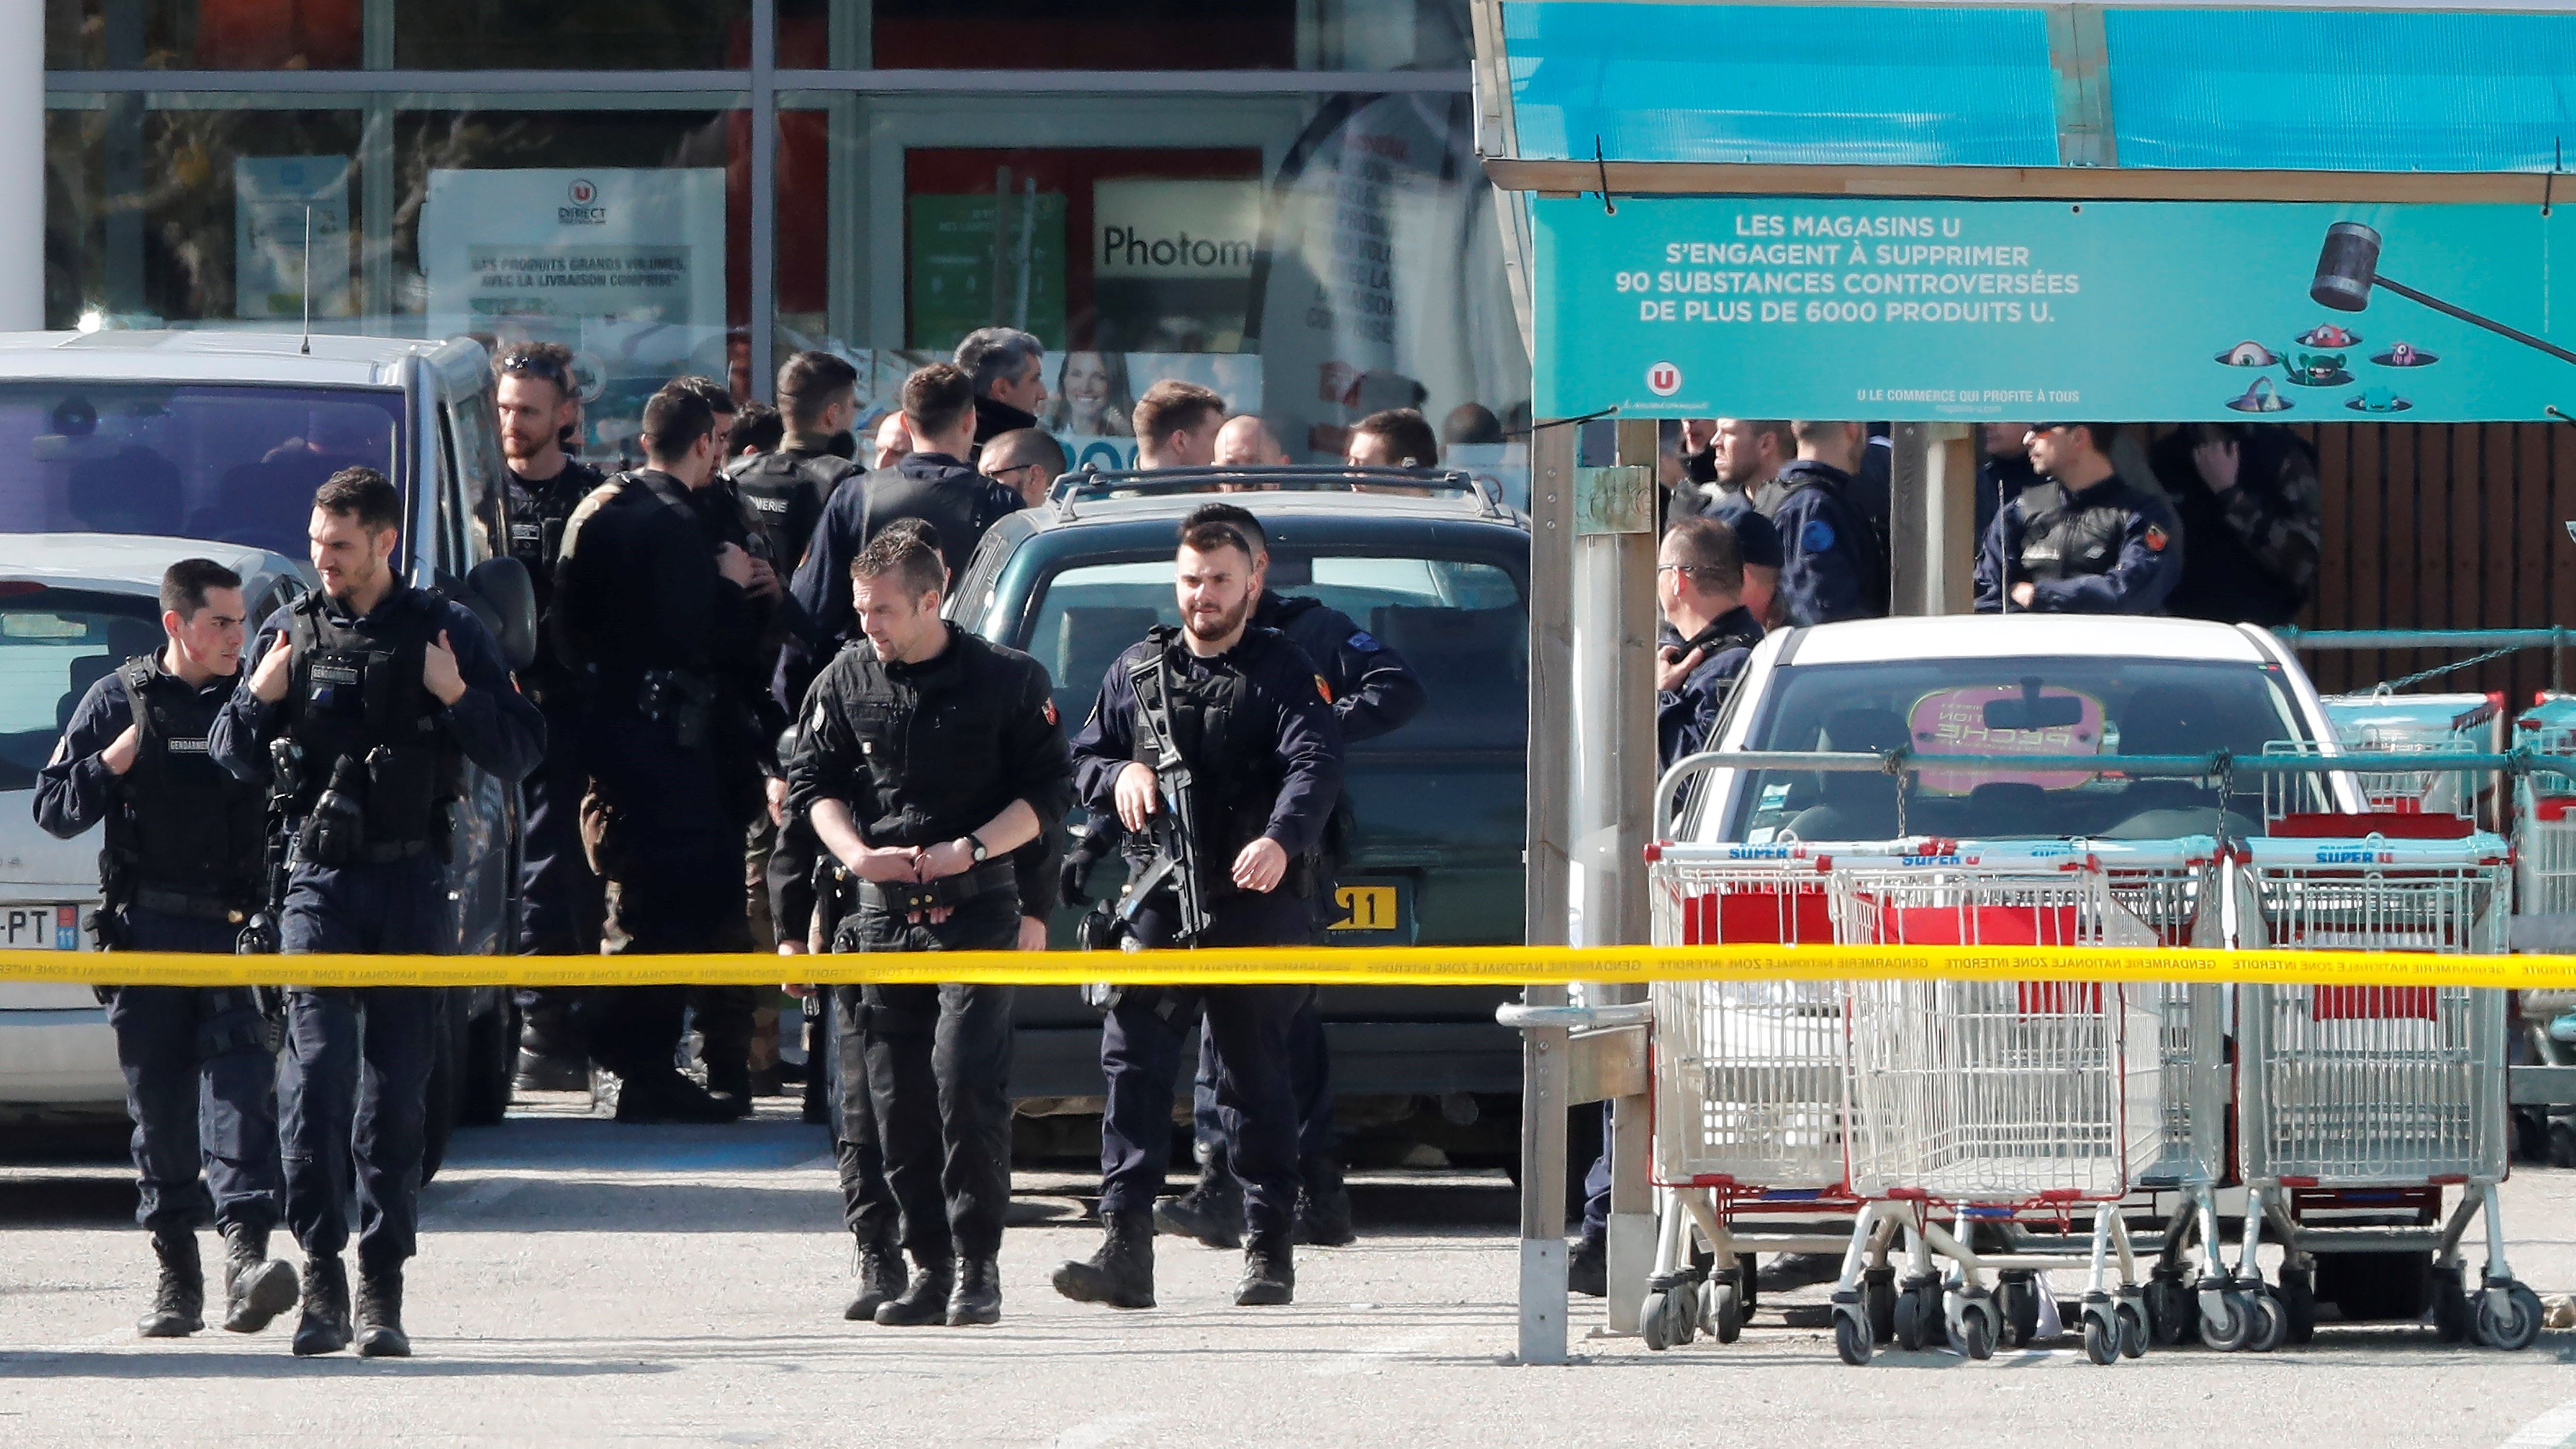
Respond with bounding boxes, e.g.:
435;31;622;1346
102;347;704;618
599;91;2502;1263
46;2;756;70
783;1;1472;71
47;2;363;70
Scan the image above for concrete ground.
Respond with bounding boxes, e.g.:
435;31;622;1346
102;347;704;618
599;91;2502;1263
6;1095;2576;1447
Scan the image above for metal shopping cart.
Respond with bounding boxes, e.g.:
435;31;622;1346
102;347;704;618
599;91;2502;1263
2318;691;2505;823
2229;816;2543;1351
1822;847;2165;1367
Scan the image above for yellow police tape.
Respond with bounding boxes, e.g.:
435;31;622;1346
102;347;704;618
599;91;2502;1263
8;942;2576;990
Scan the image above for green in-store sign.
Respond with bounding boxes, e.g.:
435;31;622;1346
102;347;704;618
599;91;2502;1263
909;192;1069;351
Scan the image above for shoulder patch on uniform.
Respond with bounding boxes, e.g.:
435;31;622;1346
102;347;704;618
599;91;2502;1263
2144;524;2169;553
1042;698;1059;727
1800;519;1837;553
1315;675;1333;704
1346;630;1382;654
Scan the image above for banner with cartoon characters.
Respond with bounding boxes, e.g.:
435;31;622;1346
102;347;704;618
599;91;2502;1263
1535;196;2570;423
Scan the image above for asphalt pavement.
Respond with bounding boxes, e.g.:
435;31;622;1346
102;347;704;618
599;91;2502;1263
6;1096;2576;1447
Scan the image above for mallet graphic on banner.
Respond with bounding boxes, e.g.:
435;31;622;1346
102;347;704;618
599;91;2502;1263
2312;221;2576;368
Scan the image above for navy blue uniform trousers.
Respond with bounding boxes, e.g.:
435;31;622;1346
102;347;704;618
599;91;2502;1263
107;907;282;1236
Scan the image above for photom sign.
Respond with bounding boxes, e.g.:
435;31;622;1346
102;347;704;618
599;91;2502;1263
1091;178;1265;350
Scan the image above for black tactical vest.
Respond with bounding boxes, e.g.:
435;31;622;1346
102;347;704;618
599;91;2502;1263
110;658;267;904
491;461;603;607
2015;482;2129;584
282;587;461;849
1126;627;1295;899
731;451;849;571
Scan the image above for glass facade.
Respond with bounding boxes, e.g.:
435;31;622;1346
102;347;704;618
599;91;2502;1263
44;3;1526;486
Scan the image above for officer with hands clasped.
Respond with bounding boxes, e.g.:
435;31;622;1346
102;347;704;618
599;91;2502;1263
1052;516;1345;1312
35;558;299;1341
1975;422;2183;615
210;468;544;1358
788;521;1071;1328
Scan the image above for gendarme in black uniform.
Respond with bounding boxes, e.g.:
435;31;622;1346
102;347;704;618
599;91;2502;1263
1973;473;2184;614
787;620;1071;1326
36;647;296;1339
729;440;858;577
1054;619;1344;1310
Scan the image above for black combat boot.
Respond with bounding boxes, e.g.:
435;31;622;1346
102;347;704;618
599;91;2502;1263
844;1237;904;1322
1154;1144;1245;1251
1568;1228;1608;1298
1293;1152;1357;1248
221;1223;299;1334
947;1258;1002;1326
1052;1210;1156;1310
137;1231;205;1338
292;1255;352;1357
354;1265;411;1358
872;1257;956;1327
1235;1229;1296;1307
513;993;589;1092
612;1062;742;1124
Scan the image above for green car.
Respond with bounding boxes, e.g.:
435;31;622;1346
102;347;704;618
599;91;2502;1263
945;468;1530;1166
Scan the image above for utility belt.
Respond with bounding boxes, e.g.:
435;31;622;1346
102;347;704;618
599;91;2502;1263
601;665;721;749
289;834;439;868
851;862;1016;917
128;885;259;924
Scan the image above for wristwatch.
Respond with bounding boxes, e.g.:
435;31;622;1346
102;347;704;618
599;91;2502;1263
963;834;990;863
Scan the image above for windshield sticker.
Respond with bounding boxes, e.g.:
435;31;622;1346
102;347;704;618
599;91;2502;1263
1908;685;2104;795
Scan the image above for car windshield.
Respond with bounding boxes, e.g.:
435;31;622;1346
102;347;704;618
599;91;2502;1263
0;383;404;560
0;590;161;792
1723;655;2323;843
1023;550;1527;752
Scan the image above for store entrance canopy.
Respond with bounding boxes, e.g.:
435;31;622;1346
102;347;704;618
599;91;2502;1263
1473;1;2576;423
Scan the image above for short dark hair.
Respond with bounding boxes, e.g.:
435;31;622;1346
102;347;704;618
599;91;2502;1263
666;374;735;415
1442;403;1504;447
851;521;947;600
1178;519;1253;564
1353;408;1439;466
160;558;243;619
2065;422;2121;452
777;349;859;431
981;426;1065;478
314;466;400;532
1133;380;1225;445
954;327;1045;399
1664;515;1745;597
494;341;577;401
901;362;976;441
1184;501;1265;555
641;387;716;462
731;400;783;454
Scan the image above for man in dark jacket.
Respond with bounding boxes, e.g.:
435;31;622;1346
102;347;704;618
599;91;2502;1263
1773;422;1888;625
955;326;1048;456
2153;423;2321;627
1975;423;2184;615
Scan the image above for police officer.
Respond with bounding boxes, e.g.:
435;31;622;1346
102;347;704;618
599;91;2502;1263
211;468;544;1357
1974;423;2183;615
34;559;297;1341
1117;502;1423;1254
1053;515;1344;1311
1773;422;1888;625
551;386;775;1124
789;523;1071;1327
483;343;608;1090
731;350;861;577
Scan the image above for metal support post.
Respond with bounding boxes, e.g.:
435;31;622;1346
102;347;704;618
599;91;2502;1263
1513;417;1575;1364
1889;422;1974;616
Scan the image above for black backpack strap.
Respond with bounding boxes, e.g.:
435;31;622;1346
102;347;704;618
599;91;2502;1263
116;656;157;751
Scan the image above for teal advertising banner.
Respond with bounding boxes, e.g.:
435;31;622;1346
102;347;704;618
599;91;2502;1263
1534;197;2571;423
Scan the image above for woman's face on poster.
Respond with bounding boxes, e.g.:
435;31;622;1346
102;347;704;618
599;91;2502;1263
1062;352;1110;407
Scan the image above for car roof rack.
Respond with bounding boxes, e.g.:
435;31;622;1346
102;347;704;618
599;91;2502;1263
1044;464;1507;522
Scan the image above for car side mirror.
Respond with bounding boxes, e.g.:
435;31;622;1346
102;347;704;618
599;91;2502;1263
462;556;538;672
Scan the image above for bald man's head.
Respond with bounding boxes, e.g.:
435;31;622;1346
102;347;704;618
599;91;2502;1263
980;427;1067;508
1214;414;1290;468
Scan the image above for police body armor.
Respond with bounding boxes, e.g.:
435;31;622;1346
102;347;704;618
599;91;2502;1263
2014;481;2128;584
281;588;463;865
1125;626;1314;905
106;658;268;923
730;451;849;571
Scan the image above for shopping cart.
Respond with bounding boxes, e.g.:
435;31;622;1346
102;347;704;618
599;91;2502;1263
2229;816;2543;1351
1822;846;2164;1367
2318;690;2504;823
2510;697;2576;1164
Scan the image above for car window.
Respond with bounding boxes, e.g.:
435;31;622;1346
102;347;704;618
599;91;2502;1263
0;383;405;562
1020;548;1528;752
0;592;161;791
1726;655;2320;843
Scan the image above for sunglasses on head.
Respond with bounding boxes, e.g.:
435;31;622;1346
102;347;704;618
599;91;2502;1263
498;352;573;389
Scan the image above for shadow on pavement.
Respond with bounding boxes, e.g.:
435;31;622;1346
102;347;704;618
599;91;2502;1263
0;1351;676;1380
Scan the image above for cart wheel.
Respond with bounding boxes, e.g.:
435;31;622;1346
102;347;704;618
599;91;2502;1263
1834;1308;1872;1367
1865;1268;1897;1344
2247;1289;2287;1354
2145;1274;2190;1347
1738;1253;1760;1312
1712;1282;1743;1344
2200;1290;2252;1353
1642;1289;1671;1352
2479;1283;2546;1352
2117;1299;2148;1360
2433;1269;2474;1344
2278;1266;2317;1345
1666;1284;1698;1347
2082;1308;2118;1367
1892;1289;1927;1352
1999;1273;2040;1349
1958;1301;1997;1361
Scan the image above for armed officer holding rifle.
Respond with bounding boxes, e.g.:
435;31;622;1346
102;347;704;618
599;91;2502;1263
1053;514;1344;1312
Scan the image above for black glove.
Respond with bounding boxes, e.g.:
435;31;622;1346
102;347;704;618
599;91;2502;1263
1060;852;1094;907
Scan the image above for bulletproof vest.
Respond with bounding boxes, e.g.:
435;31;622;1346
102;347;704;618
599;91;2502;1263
2015;482;2129;583
731;451;849;570
858;463;989;578
1127;627;1295;898
110;658;267;902
282;587;461;848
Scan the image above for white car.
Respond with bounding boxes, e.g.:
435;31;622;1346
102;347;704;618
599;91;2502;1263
0;535;309;1120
